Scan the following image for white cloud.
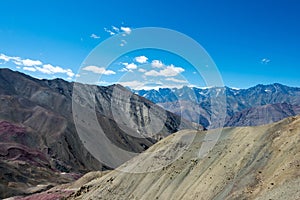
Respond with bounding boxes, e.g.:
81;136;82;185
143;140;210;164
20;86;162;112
95;80;115;86
36;64;75;77
134;56;148;64
261;58;271;64
23;67;37;72
120;27;131;34
143;84;187;90
160;65;184;76
117;80;191;90
0;53;41;67
138;68;146;73
104;26;132;36
121;62;137;71
0;52;75;78
83;65;116;75
90;33;100;39
144;70;160;76
120;39;127;47
118;80;145;89
0;54;11;62
112;26;120;32
166;77;187;83
104;28;116;35
126;63;137;70
21;59;42;66
0;54;42;67
12;60;23;65
119;68;128;72
0;54;22;63
66;69;75;77
145;64;184;77
151;60;164;68
37;64;66;74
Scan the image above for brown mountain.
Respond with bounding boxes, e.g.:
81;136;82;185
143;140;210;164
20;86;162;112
60;115;300;200
0;68;197;199
225;102;300;127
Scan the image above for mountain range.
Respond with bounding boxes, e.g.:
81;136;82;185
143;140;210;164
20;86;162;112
134;84;300;128
1;68;300;199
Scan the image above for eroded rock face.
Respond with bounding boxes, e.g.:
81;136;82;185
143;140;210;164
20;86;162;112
65;116;300;200
0;68;198;199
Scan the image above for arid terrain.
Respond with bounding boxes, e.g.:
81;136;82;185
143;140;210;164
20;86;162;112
1;69;300;200
1;1;300;199
0;68;196;199
11;115;300;200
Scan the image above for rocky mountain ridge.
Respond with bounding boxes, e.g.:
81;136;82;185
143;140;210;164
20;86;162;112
134;84;300;128
0;68;196;199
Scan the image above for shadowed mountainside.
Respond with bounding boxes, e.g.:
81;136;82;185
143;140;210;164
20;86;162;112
225;102;300;127
0;68;197;199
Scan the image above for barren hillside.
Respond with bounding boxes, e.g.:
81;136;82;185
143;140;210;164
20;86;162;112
66;115;300;200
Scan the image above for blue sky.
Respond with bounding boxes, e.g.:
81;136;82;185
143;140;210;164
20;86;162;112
0;0;299;89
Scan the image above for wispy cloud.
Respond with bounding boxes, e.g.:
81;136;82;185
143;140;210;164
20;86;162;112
120;62;138;72
104;25;132;36
82;65;116;75
0;54;42;67
117;80;145;89
36;64;75;77
21;59;42;66
0;53;75;78
145;64;184;77
120;39;127;47
166;77;187;83
104;27;116;35
111;26;119;32
95;80;114;86
261;58;271;64
90;33;100;39
0;54;16;62
120;27;131;34
134;56;148;64
151;60;164;68
118;80;190;90
23;67;37;72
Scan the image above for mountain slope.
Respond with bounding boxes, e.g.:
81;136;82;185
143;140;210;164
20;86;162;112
225;102;300;127
66;115;300;200
0;68;197;198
